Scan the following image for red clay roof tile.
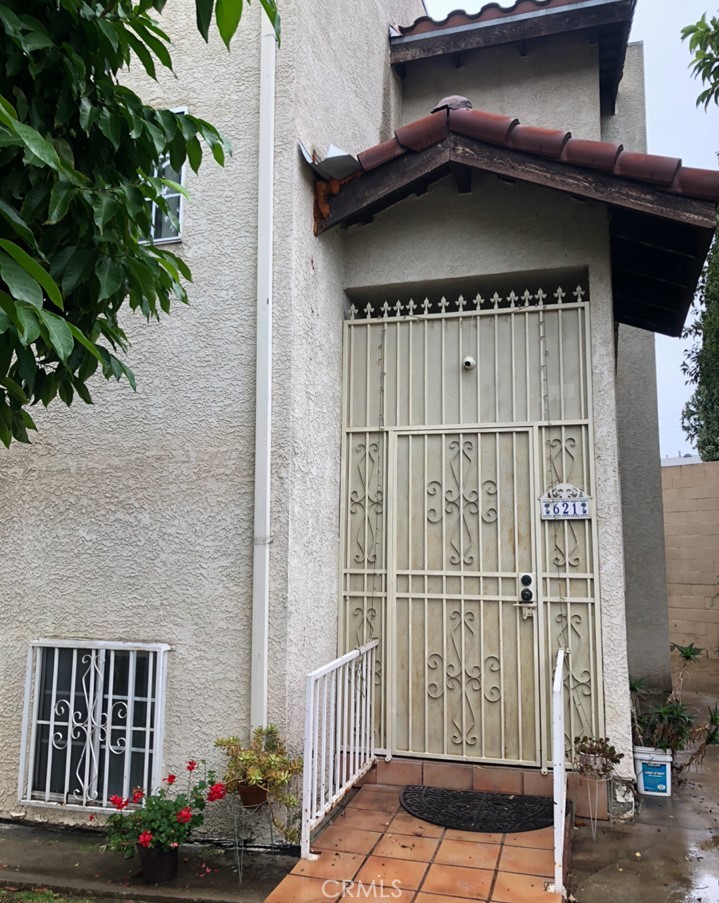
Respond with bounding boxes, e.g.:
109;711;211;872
448;109;518;146
506;124;571;158
670;166;719;202
346;98;719;205
357;138;406;172
560;138;623;172
614;151;681;186
395;111;449;152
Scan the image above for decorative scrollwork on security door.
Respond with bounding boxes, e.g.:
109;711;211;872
557;612;593;739
350;441;384;565
548;437;577;485
426;609;501;747
427;439;479;565
353;604;378;645
552;521;581;569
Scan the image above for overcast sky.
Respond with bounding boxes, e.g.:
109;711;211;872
425;0;719;458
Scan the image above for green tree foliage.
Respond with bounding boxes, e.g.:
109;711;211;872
682;236;719;461
681;12;718;460
0;0;279;448
682;13;719;109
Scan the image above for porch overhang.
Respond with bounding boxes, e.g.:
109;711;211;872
313;108;719;338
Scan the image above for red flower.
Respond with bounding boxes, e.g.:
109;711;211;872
132;787;144;804
166;773;176;784
88;814;95;822
176;806;192;824
138;831;153;848
110;795;128;810
170;842;179;848
206;782;227;802
186;760;198;772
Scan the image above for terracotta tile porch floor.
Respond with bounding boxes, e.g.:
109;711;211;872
265;784;562;903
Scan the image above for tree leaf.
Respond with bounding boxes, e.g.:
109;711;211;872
0;250;43;307
216;0;243;49
96;258;124;301
0;239;63;310
16;304;41;345
62;249;95;294
0;199;35;246
46;181;75;224
0;375;28;404
125;29;157;79
37;309;74;362
187;135;202;173
196;0;214;41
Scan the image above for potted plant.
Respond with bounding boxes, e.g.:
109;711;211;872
216;725;302;843
631;642;719;797
103;760;226;883
573;736;624;839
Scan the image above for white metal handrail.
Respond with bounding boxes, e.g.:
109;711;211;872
550;648;567;895
301;639;378;859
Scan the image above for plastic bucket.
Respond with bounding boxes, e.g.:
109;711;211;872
634;746;672;797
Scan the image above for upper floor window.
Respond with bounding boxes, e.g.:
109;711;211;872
18;640;170;810
151;157;184;244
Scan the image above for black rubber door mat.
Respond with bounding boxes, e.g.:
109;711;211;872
400;785;554;834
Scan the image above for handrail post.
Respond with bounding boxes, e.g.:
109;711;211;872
550;648;567;896
301;640;379;858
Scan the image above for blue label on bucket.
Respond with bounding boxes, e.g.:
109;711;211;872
642;763;668;793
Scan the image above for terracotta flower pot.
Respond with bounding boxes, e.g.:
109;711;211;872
137;844;179;883
236;783;268;808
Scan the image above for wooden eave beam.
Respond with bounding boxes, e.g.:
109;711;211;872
316;136;717;240
389;1;634;66
315;141;452;234
449;136;718;229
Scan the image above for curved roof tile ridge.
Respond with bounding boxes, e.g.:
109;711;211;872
397;0;577;37
352;100;719;203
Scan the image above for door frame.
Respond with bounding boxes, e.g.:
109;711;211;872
385;425;545;766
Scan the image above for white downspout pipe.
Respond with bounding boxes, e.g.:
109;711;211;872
250;11;276;731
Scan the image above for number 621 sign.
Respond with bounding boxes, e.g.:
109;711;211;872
540;483;591;520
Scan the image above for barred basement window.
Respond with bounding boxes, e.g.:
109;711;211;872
18;641;170;810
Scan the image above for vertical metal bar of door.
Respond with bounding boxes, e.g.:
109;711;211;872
423;434;429;754
386;431;397;760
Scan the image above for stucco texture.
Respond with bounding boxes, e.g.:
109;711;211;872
401;32;601;139
0;4;263;820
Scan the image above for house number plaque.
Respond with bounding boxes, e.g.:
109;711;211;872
540;483;591;520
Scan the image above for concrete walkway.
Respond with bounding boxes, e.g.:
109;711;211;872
0;822;296;903
570;658;719;903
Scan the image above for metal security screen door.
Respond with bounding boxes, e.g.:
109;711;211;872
389;429;539;764
340;283;603;768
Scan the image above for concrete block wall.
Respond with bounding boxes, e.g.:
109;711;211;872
662;461;719;656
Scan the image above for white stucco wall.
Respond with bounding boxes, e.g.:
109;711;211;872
400;32;601;139
0;0;424;822
604;43;672;688
0;4;265;821
342;175;635;777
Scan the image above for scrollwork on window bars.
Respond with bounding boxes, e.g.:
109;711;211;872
348;284;589;321
18;641;170;811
